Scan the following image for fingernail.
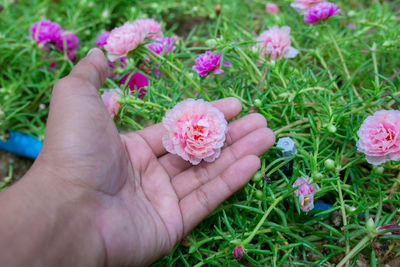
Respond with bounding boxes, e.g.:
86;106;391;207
87;48;97;56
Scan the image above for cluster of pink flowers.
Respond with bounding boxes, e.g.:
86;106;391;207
291;0;340;24
104;19;162;62
255;26;299;61
29;20;79;61
293;177;318;212
192;51;230;77
162;99;228;165
357;110;400;165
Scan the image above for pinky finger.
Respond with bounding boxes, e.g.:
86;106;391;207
179;155;260;235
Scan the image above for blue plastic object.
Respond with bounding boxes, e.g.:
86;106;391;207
0;131;42;159
313;201;333;211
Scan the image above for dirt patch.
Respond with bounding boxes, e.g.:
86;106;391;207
0;151;33;187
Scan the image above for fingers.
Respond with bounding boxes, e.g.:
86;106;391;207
179;155;260;235
172;127;275;199
129;97;242;157
159;113;268;178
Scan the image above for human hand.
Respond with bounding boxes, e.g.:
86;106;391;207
0;49;275;267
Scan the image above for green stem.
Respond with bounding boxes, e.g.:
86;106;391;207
371;42;379;86
242;196;283;246
337;176;350;263
337;235;371;267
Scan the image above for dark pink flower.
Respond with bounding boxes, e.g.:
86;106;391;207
95;31;110;49
120;72;149;99
192;51;230;77
29;20;61;45
304;2;340;24
145;37;175;61
233;245;244;260
266;3;279;15
55;31;79;61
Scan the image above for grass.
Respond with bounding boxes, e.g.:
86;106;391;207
1;0;400;265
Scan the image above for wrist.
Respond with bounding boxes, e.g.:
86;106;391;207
0;165;106;267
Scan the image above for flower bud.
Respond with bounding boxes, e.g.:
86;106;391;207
205;39;216;48
252;171;262;182
255;190;263;200
254;99;262;108
327;124;337;133
324;159;336;171
233;245;244;260
366;218;376;233
374;166;384;175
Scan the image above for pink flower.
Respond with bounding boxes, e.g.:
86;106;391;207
255;26;299;61
54;30;79;61
304;2;340;24
192;51;230;77
29;20;61;45
290;0;323;14
95;31;110;49
356;110;400;165
134;18;162;39
145;37;175;60
101;88;122;119
266;3;279;15
105;22;146;62
233;245;244;260
120;72;149;99
293;177;318;212
162;99;228;165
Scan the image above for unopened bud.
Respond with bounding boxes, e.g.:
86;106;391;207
205;39;216;48
233;245;244;260
252;171;262;182
374;166;384;175
366;218;376;233
254;99;262;108
324;159;336;171
255;190;263;200
327;124;337;133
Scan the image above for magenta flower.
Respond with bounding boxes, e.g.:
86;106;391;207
266;3;279;15
95;31;110;49
192;51;230;77
357;110;400;165
29;20;61;45
233;245;244;260
290;0;323;14
162;99;228;165
377;222;400;235
145;37;175;60
120;72;149;99
54;31;79;61
255;26;298;61
304;2;340;24
293;177;318;212
101;88;122;119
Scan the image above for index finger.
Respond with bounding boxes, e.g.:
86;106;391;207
125;97;242;157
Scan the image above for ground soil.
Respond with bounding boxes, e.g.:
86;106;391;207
0;151;33;186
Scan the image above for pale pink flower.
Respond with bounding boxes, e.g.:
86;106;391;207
293;177;318;212
255;26;299;61
357;110;400;165
95;31;110;49
192;51;230;77
304;2;340;24
162;99;228;165
29;20;61;45
101;88;122;118
266;3;279;15
134;18;162;39
105;22;146;62
290;0;323;14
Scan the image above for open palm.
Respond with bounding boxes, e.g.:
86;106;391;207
38;49;275;266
